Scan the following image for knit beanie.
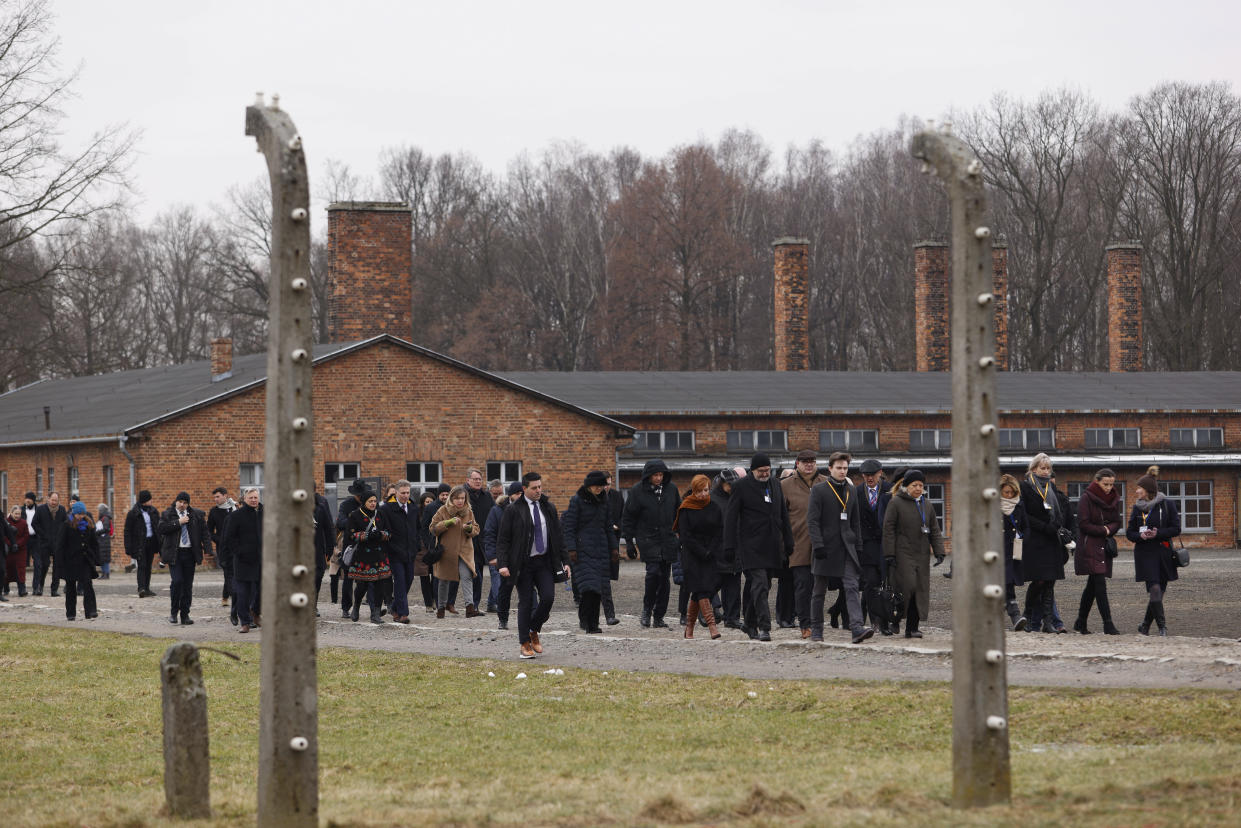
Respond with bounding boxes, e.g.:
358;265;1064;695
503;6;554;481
750;452;771;470
1136;475;1159;496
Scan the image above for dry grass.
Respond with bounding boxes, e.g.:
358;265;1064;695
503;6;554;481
1;623;1239;826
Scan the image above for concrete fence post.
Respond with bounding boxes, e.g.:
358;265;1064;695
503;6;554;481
161;642;211;819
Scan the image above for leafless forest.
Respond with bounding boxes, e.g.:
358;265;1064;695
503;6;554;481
2;1;1240;391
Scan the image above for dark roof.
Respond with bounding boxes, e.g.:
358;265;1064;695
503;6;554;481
0;336;632;446
498;371;1241;416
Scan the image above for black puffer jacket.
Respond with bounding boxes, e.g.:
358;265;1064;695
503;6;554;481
562;487;616;593
621;459;680;564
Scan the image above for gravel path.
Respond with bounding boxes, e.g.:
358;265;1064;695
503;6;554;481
3;551;1239;690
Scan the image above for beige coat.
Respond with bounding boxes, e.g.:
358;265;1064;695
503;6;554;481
430;503;479;581
781;471;827;568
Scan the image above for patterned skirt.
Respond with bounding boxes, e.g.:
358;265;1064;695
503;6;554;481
348;557;391;582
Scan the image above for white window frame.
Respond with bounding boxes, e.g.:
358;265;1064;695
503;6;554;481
819;429;879;453
1161;480;1213;532
103;465;115;513
35;468;42;499
909;429;951;452
405;462;443;488
487;461;523;486
1;470;7;515
1084;428;1140;450
68;466;79;498
239;463;264;493
1169;428;1223;449
999;428;1054;451
727;430;788;453
632;431;695;454
926;482;947;535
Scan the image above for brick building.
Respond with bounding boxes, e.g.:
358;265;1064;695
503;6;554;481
0;203;633;565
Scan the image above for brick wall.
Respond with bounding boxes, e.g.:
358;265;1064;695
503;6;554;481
327;202;413;343
210;338;233;378
992;240;1009;370
914;241;950;371
772;238;810;371
1106;242;1143;372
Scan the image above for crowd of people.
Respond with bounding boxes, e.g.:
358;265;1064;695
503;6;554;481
0;452;1186;652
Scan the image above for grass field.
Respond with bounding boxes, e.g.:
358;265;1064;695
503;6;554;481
1;624;1238;827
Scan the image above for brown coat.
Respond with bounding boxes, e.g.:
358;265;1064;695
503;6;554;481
430;503;479;581
781;471;827;567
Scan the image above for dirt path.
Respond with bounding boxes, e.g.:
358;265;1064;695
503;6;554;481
3;553;1239;690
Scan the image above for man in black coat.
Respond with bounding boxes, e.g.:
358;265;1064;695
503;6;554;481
157;491;210;625
809;452;873;644
32;492;68;597
856;459;893;634
124;490;161;598
724;453;793;641
496;472;569;659
380;479;421;624
601;474;625;626
621;459;680;628
465;468;495;612
312;487;334;616
334;479;368;616
485;482;524;630
208;486;238;619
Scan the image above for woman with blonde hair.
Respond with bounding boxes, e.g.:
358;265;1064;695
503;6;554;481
431;485;480;618
1019;453;1069;633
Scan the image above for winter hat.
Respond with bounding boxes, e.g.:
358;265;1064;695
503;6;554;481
750;452;771;470
24;491;36;501
360;489;378;505
436;482;452;495
583;470;609;488
904;469;926;485
506;481;524;497
70;501;87;515
138;490;152;503
175;491;191;505
859;459;882;475
1136;475;1159;496
795;449;817;462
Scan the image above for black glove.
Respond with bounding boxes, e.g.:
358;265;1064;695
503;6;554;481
933;553;945;567
626;544;638;560
813;546;826;560
367;527;382;542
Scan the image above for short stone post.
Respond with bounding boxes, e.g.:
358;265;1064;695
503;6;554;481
161;642;210;818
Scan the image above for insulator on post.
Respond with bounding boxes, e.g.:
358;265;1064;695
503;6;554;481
986;716;1007;731
287;135;302;151
980;424;996;436
291;348;308;362
967;159;982;175
290;207;307;222
985;649;1004;664
291;565;308;578
974;226;991;239
291;489;308;502
292;417;308;431
289;736;308;751
982;487;999;500
976;292;994;306
983;550;999;563
291;277;308;291
979;356;996;368
983;584;1003;599
289;592;309;608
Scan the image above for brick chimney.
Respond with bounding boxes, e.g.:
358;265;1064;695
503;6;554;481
772;237;811;371
914;240;950;371
1106;241;1143;372
327;202;413;343
992;238;1009;370
210;337;233;382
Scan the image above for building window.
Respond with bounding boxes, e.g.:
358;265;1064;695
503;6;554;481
324;462;360;485
47;467;55;495
1162;480;1213;531
35;468;42;499
926;483;947;535
909;429;951;452
1169;428;1223;449
1066;481;1125;507
727;430;787;453
1085;428;1140;450
239;463;264;493
632;431;695;454
1;470;7;514
998;428;1054;451
819;429;878;453
68;466;79;498
487;461;522;486
103;466;115;513
405;462;443;487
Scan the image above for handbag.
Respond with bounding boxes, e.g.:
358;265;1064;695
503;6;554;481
867;578;905;626
1104;536;1118;559
341;543;357;567
423;542;444;566
1171;538;1189;568
1011;536;1023;561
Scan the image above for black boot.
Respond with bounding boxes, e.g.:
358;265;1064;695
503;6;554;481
1137;602;1154;635
1096;588;1119;635
1153;601;1167;636
640;607;651;628
1074;591;1094;634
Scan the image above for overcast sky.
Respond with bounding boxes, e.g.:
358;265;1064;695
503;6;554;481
52;0;1240;225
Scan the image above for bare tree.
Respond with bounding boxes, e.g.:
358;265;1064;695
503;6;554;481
139;206;215;364
0;0;134;282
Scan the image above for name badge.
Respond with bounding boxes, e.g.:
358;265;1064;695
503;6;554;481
1043;501;1051;511
763;494;771;503
921;525;930;534
840;511;848;521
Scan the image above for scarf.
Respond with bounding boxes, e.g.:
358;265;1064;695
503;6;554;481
445;500;470;519
673;490;710;532
1085;481;1120;507
1028;473;1061;522
1135;492;1166;514
1000;495;1019;516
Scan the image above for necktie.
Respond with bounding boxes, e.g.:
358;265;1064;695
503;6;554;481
869;488;877;508
403;503;408;514
533;502;545;553
180;514;189;545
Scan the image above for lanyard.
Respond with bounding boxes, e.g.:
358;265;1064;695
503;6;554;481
914;496;927;527
1031;476;1051;503
828;481;850;511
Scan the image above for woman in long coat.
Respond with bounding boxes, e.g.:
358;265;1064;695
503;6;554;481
1125;473;1180;636
411;491;437;612
1074;468;1122;635
223;488;263;632
431;485;479;618
346;490;393;624
674;474;722;639
95;504;114;579
5;506;28;597
58;501;99;620
563;470;618;634
881;469;944;638
999;475;1028;631
1019;453;1068;633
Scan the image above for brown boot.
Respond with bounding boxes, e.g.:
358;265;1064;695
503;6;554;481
446;603;458;614
699;598;721;640
465;604;481;618
684;600;699;639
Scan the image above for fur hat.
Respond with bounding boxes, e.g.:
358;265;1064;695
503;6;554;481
583;470;609;488
904;469;926;485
